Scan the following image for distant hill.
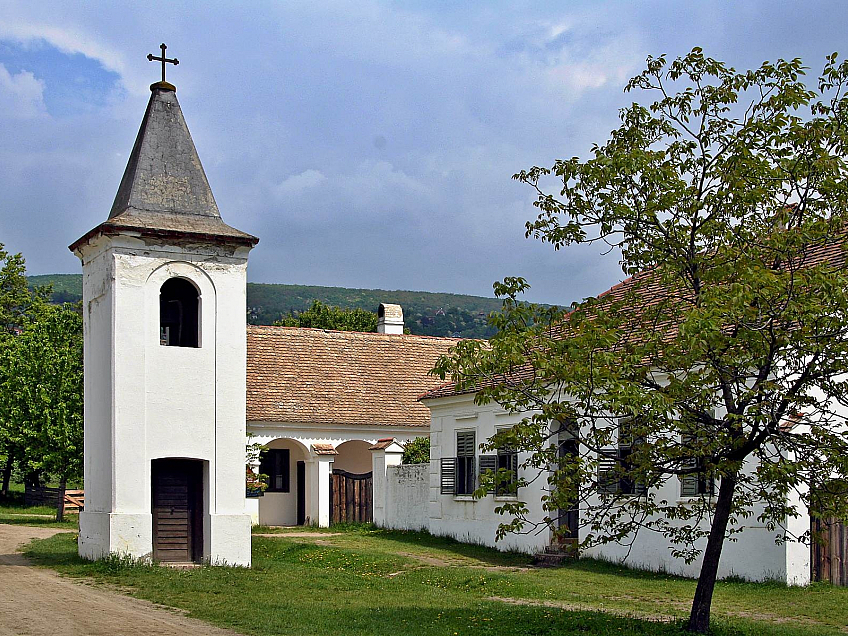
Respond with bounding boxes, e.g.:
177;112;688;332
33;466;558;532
28;274;515;338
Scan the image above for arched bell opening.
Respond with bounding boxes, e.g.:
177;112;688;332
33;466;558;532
159;277;200;347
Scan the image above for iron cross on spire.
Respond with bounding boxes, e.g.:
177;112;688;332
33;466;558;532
147;43;179;82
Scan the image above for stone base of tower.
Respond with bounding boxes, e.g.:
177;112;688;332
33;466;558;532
78;512;153;561
208;514;252;567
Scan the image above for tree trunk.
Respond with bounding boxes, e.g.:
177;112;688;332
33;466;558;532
1;453;12;498
55;476;66;523
687;471;738;633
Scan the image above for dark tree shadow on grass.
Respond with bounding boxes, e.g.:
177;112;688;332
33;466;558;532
0;516;78;529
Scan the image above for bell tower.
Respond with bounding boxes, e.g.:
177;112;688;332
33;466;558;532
70;54;258;566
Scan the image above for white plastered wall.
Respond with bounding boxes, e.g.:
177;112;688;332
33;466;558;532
76;234;252;566
254;438;310;527
334;440;373;474
580;455;797;583
424;392;811;584
426;395;550;554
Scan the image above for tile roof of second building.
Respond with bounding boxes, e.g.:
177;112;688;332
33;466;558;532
421;237;848;400
247;325;459;427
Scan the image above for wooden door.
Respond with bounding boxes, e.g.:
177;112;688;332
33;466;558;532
329;470;373;524
296;461;306;526
812;516;847;586
557;436;579;540
152;459;203;563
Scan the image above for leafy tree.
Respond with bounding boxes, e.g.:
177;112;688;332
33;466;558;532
402;436;430;464
0;303;83;520
275;300;379;332
435;49;848;633
0;245;50;497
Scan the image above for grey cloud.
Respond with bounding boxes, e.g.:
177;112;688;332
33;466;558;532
0;0;846;306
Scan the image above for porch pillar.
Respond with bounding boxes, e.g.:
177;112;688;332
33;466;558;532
370;438;405;528
310;444;337;527
245;451;262;526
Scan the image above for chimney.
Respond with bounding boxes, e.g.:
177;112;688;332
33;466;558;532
377;303;403;334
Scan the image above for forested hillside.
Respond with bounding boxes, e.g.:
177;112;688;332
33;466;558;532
28;274;512;338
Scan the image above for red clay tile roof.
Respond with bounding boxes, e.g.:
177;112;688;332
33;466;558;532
369;438;398;450
311;443;338;455
421;236;848;401
247;326;458;426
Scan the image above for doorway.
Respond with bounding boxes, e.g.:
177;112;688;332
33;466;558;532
151;459;203;562
557;426;579;543
296;461;306;525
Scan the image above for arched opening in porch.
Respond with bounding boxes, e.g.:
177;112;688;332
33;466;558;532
257;438;310;526
333;440;372;475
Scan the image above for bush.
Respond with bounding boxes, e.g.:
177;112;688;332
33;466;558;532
402;437;430;464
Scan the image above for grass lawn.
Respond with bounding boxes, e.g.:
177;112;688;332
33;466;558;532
18;524;848;636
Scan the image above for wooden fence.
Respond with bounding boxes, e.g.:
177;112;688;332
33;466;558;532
24;485;84;513
329;470;372;524
811;516;847;586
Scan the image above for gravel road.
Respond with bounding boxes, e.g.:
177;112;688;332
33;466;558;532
0;524;242;636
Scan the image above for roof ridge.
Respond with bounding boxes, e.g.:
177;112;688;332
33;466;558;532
246;324;464;341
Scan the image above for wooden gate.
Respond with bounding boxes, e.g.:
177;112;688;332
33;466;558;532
330;470;372;524
812;516;847;586
152;459;203;563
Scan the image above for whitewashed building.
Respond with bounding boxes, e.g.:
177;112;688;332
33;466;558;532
244;321;456;527
68;69;456;565
418;392;813;584
70;77;258;566
413;266;841;585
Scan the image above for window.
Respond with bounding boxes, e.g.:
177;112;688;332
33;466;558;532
495;445;519;495
160;278;199;347
681;434;715;497
455;431;476;495
259;449;290;493
478;433;519;497
598;419;647;496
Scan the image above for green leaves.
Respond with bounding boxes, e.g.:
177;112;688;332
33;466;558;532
402;437;431;464
274;299;380;332
441;49;848;582
0;303;83;486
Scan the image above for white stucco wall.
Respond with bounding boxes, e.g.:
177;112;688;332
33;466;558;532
334;440;374;474
580;458;797;583
426;396;550;555
423;393;812;584
257;438;309;527
75;234;253;566
383;463;430;531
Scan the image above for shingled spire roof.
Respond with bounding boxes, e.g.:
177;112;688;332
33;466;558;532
70;82;257;252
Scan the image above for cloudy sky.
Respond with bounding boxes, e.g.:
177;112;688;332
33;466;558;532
0;1;846;305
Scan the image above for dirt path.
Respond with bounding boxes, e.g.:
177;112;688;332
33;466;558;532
0;524;242;636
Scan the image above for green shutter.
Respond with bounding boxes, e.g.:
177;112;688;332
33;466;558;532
598;451;619;495
457;431;476;456
479;455;497;493
440;458;456;495
680;434;701;497
681;473;698;497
